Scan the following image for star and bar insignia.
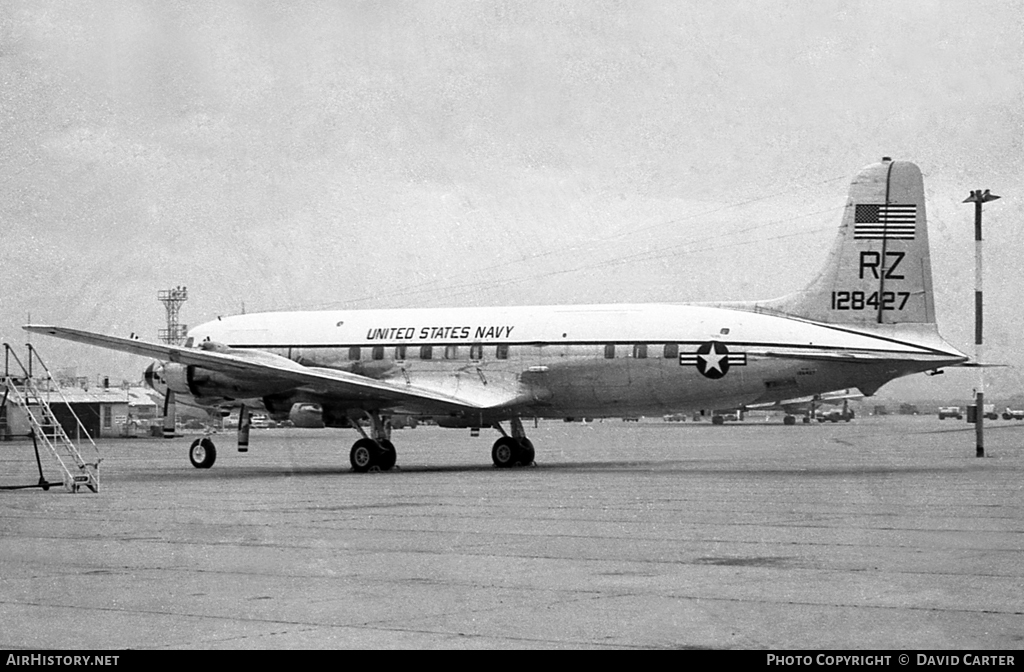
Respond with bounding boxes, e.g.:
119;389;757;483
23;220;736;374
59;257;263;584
680;341;747;379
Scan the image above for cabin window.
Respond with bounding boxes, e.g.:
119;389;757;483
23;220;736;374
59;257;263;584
420;345;433;360
496;344;509;360
372;346;384;361
604;344;616;359
395;345;407;361
633;344;648;359
663;343;679;359
444;345;458;360
348;346;361;361
470;343;483;360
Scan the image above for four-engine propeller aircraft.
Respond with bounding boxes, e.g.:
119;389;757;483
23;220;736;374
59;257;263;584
26;159;968;471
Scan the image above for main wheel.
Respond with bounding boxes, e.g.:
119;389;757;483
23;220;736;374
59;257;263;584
783;415;797;426
189;437;217;469
491;437;520;468
518;438;535;465
377;439;397;471
350;438;378;472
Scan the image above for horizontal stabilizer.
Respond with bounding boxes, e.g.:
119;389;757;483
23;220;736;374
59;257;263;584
747;347;957;365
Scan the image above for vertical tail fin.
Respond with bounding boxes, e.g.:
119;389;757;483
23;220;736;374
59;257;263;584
762;159;935;326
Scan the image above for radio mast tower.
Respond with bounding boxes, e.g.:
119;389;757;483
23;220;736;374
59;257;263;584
157;286;188;345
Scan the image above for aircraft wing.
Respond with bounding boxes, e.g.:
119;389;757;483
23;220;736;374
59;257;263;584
23;325;530;413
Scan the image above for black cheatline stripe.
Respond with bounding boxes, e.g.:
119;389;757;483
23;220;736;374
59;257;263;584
224;331;961;359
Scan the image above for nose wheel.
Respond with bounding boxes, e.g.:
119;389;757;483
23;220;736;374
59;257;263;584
189;437;217;469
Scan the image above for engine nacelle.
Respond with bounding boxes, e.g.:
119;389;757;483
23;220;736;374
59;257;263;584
290;403;326;428
144;361;293;401
432;415;481;429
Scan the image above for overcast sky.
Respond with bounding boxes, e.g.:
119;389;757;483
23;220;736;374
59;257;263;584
2;0;1023;400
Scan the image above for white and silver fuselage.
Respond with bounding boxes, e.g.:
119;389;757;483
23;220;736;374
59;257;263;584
187;302;963;418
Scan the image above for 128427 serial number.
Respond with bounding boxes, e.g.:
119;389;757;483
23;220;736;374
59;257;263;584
831;290;910;311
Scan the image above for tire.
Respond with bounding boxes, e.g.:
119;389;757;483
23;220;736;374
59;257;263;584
491;437;520;468
377;439;397;471
518;438;535;465
711;415;725;425
189;437;217;469
350;438;378;472
783;415;796;426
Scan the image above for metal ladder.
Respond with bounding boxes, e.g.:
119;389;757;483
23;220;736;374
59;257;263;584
2;344;100;493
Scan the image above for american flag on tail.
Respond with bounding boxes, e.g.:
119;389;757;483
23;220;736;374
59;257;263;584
853;204;916;240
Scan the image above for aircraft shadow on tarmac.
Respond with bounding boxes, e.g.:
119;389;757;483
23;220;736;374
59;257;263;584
112;459;980;484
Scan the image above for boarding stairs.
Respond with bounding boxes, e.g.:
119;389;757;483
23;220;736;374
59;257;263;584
2;344;100;493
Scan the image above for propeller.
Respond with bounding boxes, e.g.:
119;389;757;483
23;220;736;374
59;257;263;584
162;389;176;439
237;404;250;453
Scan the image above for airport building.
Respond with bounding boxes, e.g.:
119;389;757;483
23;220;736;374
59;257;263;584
0;384;161;440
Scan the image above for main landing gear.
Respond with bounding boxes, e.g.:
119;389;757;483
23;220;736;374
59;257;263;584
349;411;397;473
491;417;535;468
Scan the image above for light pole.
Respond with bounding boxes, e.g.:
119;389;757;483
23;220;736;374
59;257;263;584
963;189;999;457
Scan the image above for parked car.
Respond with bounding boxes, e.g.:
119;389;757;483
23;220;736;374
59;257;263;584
937;406;962;420
966;404;999;422
249;414;274;429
